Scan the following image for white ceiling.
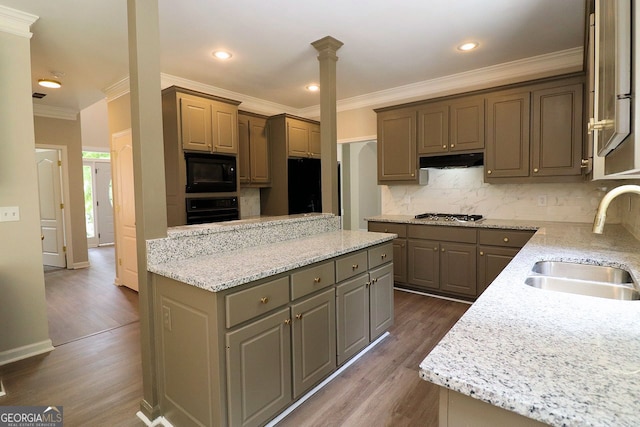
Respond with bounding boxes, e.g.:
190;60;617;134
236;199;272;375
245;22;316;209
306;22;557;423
1;0;586;114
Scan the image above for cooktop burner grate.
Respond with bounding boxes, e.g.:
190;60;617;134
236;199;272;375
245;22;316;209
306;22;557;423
414;213;483;222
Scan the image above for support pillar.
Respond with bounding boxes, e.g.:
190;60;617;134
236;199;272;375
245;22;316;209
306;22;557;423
311;36;343;216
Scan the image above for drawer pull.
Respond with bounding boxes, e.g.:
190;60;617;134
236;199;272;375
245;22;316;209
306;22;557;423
381;253;387;259
260;297;269;304
352;264;359;270
479;251;484;256
487;170;492;175
296;313;303;320
314;277;321;283
503;237;509;243
284;319;291;325
384;228;388;232
433;247;438;251
533;168;539;173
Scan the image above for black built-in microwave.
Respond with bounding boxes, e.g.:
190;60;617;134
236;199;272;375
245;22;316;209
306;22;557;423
185;152;237;193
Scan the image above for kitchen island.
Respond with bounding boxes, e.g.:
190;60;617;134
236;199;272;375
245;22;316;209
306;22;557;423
419;222;640;426
146;214;396;427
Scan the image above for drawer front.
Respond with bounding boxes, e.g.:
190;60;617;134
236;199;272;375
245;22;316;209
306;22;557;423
336;251;369;283
408;224;477;243
478;229;534;248
368;242;394;269
225;276;289;328
291;261;336;300
367;222;407;238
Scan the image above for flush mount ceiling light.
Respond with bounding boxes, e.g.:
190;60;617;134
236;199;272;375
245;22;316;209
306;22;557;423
457;42;479;52
306;84;320;92
212;50;232;60
38;78;62;89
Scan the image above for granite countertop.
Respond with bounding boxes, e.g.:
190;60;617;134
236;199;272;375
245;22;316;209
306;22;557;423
419;223;640;427
366;214;543;230
148;230;395;292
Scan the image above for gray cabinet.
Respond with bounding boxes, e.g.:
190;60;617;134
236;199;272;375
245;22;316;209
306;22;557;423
226;308;292;427
238;112;271;187
369;263;394;340
449;96;485;152
376;107;418;183
336;274;370;365
418;102;449;155
408;239;440;290
367;222;408;284
283;116;321;159
439;242;477;297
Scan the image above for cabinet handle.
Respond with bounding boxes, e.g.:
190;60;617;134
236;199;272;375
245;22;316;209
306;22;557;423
411;173;415;177
381;253;387;259
581;159;590;169
384;228;388;232
260;297;269;304
533;168;539;173
296;313;303;320
352;264;359;270
365;281;371;288
284;319;291;325
450;144;455;148
433;247;438;251
314;277;321;283
487;170;492;175
503;237;509;243
441;248;445;252
479;251;484;256
370;278;377;285
442;145;447;149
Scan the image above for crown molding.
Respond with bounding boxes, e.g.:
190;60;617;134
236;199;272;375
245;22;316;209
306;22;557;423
0;5;38;39
298;46;584;117
103;76;131;103
33;103;78;120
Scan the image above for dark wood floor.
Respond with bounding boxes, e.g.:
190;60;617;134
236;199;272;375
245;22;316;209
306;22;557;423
44;246;139;346
2;252;468;427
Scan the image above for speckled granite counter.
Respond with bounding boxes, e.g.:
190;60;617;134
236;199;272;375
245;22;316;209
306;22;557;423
366;214;542;230
147;214;395;292
419;222;640;427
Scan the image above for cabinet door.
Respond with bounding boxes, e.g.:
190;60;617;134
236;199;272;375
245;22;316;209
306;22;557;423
336;274;370;365
226;308;291;427
180;97;212;152
407;239;439;290
531;84;583;177
477;246;520;296
291;288;336;398
485;92;531;178
450;97;484;152
309;123;321;158
287;119;310;158
440;242;477;297
238;114;251;184
249;117;270;184
418;103;449;155
392;238;407;284
211;101;238;154
377;108;417;182
369;263;394;340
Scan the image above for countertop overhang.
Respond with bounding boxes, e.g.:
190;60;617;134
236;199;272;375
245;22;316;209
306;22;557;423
416;221;640;427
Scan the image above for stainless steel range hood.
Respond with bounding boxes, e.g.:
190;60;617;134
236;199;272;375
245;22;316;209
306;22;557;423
419;152;483;169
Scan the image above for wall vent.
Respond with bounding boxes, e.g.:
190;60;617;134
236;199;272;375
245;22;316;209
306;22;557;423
32;92;46;99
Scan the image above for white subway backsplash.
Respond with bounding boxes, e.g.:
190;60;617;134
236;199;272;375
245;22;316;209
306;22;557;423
382;167;626;224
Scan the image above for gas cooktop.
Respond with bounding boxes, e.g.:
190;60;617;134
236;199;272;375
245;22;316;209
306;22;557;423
414;213;483;222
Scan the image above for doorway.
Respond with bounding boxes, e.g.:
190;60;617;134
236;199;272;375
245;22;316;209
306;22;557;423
83;152;114;247
341;140;381;230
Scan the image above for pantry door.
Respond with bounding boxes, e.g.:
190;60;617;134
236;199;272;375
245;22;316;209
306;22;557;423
112;129;138;291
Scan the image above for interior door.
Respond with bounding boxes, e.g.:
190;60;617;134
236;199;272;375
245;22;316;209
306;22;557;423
36;149;66;268
112;130;138;291
95;162;115;245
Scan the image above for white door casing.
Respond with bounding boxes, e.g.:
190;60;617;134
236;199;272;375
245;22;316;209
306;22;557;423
112;130;138;291
95;162;115;245
36;149;66;268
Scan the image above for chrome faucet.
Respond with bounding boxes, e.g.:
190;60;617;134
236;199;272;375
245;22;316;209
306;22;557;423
592;185;640;234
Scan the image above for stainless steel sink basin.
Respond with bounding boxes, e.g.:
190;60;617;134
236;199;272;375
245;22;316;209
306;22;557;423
531;261;632;284
525;276;640;301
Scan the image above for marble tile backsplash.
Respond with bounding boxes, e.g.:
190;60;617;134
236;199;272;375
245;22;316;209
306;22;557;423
382;167;625;224
240;187;261;218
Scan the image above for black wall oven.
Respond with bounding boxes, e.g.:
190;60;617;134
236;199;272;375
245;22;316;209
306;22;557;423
185;152;237;193
186;196;239;224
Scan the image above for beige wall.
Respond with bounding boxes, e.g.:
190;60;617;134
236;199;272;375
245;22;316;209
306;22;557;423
34;116;89;267
81;99;110;151
108;93;132;135
0;29;53;363
337;107;377;142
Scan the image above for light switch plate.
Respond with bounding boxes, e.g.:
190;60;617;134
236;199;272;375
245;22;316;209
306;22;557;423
0;206;20;222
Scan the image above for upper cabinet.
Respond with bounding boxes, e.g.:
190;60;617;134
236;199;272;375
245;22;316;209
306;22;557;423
376;107;417;183
273;114;321;159
238;112;271;187
166;86;240;155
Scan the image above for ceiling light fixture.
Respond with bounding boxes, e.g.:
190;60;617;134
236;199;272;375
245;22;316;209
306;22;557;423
457;42;479;52
306;84;320;92
212;50;232;60
38;78;62;89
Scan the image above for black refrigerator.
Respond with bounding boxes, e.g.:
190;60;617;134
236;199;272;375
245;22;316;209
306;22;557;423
288;158;322;214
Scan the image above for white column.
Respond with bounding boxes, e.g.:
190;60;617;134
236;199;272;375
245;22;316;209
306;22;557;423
312;36;343;216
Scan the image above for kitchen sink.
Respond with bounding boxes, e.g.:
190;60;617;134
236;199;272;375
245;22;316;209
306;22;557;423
531;261;632;283
526;261;638;301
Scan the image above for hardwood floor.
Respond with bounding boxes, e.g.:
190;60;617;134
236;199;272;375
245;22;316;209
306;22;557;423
277;290;469;427
44;246;139;346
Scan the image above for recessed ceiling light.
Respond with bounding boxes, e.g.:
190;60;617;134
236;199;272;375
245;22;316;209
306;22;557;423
306;84;320;92
38;79;62;89
457;42;479;52
212;50;232;60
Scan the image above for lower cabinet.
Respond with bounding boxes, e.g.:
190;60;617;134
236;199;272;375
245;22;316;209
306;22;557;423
477;246;520;296
367;222;408;284
369;263;394;339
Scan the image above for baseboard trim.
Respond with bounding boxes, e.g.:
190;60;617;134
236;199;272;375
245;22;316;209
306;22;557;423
0;339;54;367
71;261;90;269
138;412;175;427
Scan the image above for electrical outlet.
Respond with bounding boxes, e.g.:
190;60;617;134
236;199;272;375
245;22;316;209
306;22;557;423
162;306;172;331
0;206;20;222
537;195;547;207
